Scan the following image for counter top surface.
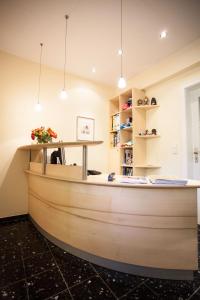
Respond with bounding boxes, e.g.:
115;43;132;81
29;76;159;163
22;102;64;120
18;140;103;150
25;170;200;189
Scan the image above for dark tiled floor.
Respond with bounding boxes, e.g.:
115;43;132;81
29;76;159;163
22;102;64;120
0;216;200;300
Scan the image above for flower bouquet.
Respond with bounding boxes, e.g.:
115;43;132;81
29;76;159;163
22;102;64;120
31;127;57;143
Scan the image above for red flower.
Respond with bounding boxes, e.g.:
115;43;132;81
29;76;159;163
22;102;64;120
31;133;35;140
47;128;57;138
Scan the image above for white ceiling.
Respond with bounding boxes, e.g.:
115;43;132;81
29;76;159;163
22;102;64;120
0;0;200;87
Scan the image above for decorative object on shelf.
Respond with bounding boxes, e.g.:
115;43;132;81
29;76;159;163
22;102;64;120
121;98;132;110
121;140;133;147
60;15;69;100
127;98;132;106
137;99;143;106
138;129;158;136
151;128;157;135
120;119;132;129
76;116;95;141
117;0;126;89
143;97;149;105
151;97;157;105
35;43;44;112
31;127;57;143
121;103;129;110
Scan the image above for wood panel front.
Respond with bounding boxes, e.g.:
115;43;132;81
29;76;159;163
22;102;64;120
28;173;198;271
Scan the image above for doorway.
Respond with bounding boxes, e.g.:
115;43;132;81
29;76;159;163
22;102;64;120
186;83;200;224
186;83;200;179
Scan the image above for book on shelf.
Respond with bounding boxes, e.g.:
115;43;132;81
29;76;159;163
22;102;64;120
124;149;133;165
122;167;133;176
112;131;120;147
112;113;120;131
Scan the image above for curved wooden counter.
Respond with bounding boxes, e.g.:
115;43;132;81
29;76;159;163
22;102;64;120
26;170;199;280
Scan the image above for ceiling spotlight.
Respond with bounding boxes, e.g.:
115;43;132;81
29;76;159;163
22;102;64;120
92;67;96;73
160;30;168;39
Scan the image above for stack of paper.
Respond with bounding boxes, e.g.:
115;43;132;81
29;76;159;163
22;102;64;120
150;178;188;185
120;177;148;184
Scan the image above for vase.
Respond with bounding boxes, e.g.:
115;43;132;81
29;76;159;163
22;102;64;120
37;137;52;144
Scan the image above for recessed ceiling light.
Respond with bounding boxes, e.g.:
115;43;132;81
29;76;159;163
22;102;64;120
118;49;123;55
92;67;96;73
160;30;168;39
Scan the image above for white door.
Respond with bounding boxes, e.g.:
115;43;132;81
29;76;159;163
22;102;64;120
187;85;200;179
186;84;200;224
190;96;200;178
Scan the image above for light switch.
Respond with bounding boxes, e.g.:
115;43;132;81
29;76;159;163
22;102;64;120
172;145;178;155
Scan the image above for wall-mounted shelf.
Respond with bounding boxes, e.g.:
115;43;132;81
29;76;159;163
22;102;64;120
110;112;120;117
121;164;133;168
110;130;119;133
135;105;160;110
120;146;133;149
134;165;161;169
135;135;160;139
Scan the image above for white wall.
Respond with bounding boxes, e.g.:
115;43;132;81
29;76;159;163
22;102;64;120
145;64;200;178
0;50;112;218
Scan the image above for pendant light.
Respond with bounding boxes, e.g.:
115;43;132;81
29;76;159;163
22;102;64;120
60;15;69;99
118;0;126;89
35;42;43;112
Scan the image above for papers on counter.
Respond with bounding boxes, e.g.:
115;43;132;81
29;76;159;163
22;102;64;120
120;177;149;184
149;178;188;185
119;176;188;185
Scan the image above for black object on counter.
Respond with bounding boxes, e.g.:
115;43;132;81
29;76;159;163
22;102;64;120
87;170;102;175
50;148;62;164
108;172;115;181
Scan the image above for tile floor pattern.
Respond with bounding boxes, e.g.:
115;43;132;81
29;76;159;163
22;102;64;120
0;216;200;300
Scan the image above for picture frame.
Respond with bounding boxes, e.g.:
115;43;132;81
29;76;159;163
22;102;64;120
76;116;95;141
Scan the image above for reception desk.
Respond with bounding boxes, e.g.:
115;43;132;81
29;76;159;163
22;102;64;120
19;142;200;280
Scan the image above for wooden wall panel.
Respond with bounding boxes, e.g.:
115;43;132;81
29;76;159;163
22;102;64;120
28;173;198;271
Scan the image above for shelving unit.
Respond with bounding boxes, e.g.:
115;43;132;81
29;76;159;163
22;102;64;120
109;88;160;176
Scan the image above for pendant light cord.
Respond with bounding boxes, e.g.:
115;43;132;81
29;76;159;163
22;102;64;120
120;0;123;77
63;15;69;89
37;42;43;104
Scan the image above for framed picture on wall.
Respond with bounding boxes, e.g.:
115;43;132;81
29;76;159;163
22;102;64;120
76;116;95;141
